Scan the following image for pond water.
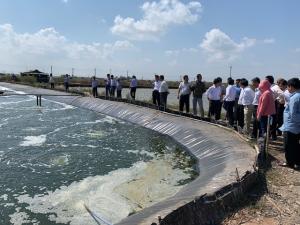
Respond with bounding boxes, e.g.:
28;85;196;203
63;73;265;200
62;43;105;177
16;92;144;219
0;87;197;225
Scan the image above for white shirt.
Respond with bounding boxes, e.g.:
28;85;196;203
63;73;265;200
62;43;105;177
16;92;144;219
159;81;169;93
252;88;261;106
110;79;117;87
91;79;98;88
116;81;122;90
206;85;221;100
238;87;255;106
153;80;161;91
223;85;236;102
178;82;191;96
284;89;291;107
271;84;283;100
49;77;54;83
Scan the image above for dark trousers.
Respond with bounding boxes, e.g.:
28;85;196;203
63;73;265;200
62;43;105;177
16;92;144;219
284;132;300;167
276;103;285;135
152;90;160;106
105;86;110;97
234;98;239;123
160;92;168;110
270;101;278;139
64;82;69;92
259;116;269;136
92;87;98;97
110;86;116;97
117;90;122;98
224;101;235;126
208;100;221;120
50;83;54;89
252;105;260;137
130;87;136;100
236;104;244;128
179;94;190;113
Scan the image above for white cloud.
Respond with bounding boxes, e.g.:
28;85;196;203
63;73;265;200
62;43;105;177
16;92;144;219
62;0;68;3
0;24;133;73
200;28;256;62
111;0;202;41
263;38;275;44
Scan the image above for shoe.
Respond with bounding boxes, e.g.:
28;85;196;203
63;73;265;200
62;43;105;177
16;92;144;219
279;162;294;168
250;135;256;139
271;136;277;141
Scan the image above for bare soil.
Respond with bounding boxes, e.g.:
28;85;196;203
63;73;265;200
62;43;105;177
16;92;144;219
222;137;300;225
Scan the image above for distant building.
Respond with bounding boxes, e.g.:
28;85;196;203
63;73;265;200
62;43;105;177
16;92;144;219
21;69;49;83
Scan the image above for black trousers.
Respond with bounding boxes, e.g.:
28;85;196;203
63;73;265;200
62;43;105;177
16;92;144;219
110;86;116;97
276;103;285;135
270;101;278;139
236;104;244;128
64;82;69;92
252;105;260;137
284;132;300;167
179;94;190;113
224;101;235;126
117;90;122;98
92;87;98;97
208;100;221;120
152;90;160;106
105;86;110;97
50;83;54;89
160;92;168;110
130;87;136;100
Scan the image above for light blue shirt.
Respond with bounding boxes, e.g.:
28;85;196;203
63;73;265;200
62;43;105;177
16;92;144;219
280;90;300;134
234;85;241;99
252;89;261;106
130;78;138;88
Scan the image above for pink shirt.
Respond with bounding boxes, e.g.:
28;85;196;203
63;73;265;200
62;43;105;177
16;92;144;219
257;80;276;119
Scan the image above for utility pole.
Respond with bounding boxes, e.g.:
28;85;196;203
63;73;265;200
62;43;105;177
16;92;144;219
94;68;97;77
126;70;129;79
50;65;53;75
109;68;112;74
72;68;74;77
229;66;232;78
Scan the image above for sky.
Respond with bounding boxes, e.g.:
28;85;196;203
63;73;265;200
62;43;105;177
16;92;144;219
0;0;299;81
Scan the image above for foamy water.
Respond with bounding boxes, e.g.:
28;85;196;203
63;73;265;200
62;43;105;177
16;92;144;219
0;85;197;225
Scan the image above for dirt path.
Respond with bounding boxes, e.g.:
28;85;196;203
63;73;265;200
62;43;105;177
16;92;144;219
222;137;300;225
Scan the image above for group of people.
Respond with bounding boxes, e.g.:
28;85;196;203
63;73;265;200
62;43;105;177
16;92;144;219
50;71;300;169
152;73;299;170
206;75;300;170
103;74;137;99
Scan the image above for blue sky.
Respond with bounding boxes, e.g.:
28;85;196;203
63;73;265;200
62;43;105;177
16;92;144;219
0;0;299;81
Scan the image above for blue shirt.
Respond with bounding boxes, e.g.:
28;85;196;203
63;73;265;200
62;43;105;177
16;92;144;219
234;85;241;99
280;90;300;134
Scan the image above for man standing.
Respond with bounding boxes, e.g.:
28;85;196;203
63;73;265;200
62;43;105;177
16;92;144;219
116;78;122;98
238;78;255;135
178;75;191;113
234;79;242;125
105;74;111;98
206;78;222;120
110;75;117;97
191;74;206;117
223;77;236;127
152;75;161;106
64;74;70;92
280;78;300;169
130;75;138;100
49;73;55;89
91;76;98;97
251;77;261;138
159;75;169;110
